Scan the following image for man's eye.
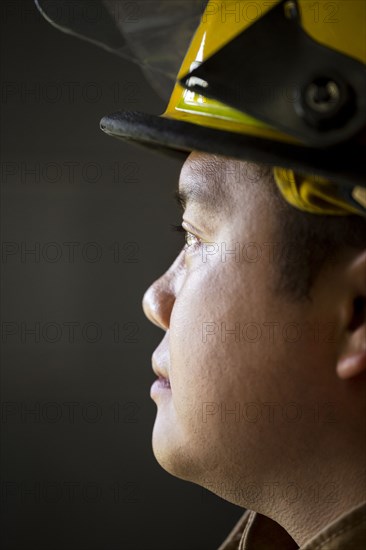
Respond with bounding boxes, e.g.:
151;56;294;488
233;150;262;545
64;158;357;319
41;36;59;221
171;224;200;249
184;231;199;248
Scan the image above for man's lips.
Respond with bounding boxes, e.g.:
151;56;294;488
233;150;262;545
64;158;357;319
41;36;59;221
151;360;171;392
152;359;170;382
151;346;171;392
154;377;171;389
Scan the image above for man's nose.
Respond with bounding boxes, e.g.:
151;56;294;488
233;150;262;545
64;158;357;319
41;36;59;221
142;276;175;331
142;251;185;331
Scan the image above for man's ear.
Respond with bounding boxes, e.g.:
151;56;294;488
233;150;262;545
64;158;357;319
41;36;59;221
337;250;366;380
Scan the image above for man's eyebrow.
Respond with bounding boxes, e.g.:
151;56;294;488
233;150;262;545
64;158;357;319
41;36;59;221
174;179;226;212
174;188;186;211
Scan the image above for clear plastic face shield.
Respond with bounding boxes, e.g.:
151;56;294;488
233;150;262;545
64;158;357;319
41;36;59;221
34;0;207;102
35;0;366;215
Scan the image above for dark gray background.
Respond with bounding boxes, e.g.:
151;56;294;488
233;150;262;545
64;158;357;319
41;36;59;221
0;1;243;548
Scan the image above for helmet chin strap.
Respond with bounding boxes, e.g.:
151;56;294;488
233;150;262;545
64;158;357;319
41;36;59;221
273;168;366;216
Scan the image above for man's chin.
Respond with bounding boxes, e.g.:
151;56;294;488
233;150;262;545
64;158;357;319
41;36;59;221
151;422;201;483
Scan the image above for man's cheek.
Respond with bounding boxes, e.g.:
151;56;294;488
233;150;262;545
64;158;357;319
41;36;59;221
170;290;210;354
169;335;216;417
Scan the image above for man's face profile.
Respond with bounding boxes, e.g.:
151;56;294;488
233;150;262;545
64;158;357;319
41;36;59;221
6;1;365;548
142;151;366;544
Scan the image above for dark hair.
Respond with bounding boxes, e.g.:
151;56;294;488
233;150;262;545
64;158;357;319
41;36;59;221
262;167;366;301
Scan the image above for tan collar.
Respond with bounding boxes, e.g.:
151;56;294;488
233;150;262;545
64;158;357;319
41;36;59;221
218;501;366;550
